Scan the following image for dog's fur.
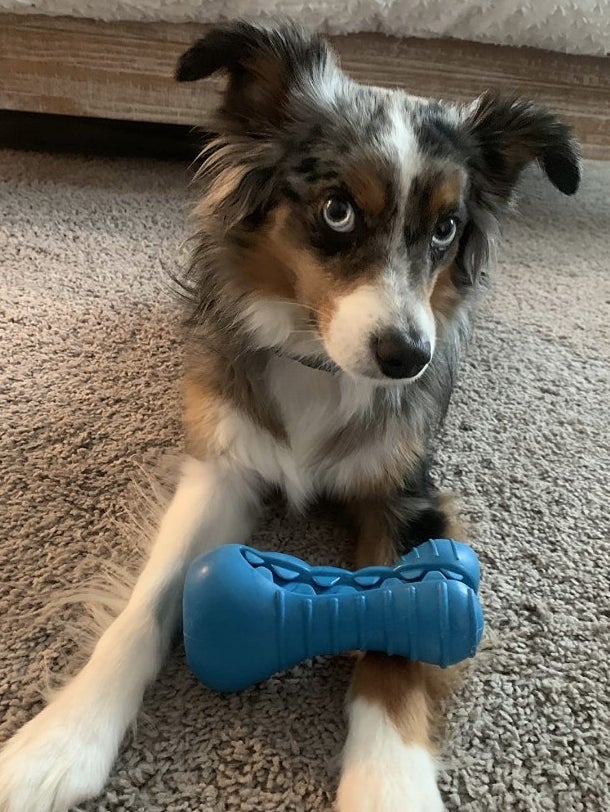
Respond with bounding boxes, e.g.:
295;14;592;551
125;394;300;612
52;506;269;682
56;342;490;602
0;21;580;812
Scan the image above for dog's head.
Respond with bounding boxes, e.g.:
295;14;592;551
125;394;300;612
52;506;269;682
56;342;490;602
177;22;580;382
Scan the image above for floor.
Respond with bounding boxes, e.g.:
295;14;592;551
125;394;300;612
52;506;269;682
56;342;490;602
0;149;608;811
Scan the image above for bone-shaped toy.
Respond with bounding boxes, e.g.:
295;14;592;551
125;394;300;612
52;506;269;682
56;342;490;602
183;538;484;692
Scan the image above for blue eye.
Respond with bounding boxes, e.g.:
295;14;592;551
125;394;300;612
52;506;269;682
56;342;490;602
431;217;458;249
322;197;355;233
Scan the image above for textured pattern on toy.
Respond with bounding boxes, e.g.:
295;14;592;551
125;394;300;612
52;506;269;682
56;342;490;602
183;539;484;693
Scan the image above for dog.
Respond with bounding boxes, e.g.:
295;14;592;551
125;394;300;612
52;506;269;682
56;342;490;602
0;21;580;812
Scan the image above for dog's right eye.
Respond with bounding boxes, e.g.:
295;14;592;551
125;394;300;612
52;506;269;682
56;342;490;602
322;197;355;233
431;216;458;250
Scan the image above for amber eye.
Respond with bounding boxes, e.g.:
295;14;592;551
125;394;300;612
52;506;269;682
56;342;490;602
431;217;458;249
322;197;356;233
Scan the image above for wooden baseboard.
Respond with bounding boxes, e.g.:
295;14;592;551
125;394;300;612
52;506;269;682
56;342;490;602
1;13;609;159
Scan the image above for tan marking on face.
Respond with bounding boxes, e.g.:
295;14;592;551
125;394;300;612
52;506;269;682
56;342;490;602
235;204;343;313
289;248;339;326
234;220;298;300
254;203;382;332
428;264;462;320
343;162;387;217
292;253;377;339
427;170;463;221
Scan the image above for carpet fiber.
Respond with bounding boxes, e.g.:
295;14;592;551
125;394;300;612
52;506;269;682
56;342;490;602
0;149;608;812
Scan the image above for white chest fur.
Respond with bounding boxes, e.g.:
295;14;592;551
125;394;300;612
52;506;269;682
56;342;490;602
263;355;401;503
213;354;401;505
225;298;406;503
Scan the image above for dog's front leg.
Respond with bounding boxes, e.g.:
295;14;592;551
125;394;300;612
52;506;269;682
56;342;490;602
0;455;262;812
337;492;465;812
338;655;446;812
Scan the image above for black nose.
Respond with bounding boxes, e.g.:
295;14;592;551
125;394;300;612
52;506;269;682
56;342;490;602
372;330;431;380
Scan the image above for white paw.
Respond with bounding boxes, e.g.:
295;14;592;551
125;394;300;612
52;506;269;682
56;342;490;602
336;747;445;812
337;699;444;812
0;701;116;812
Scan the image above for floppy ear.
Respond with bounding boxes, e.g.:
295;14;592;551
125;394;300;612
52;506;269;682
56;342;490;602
466;91;581;199
175;21;333;133
455;92;581;284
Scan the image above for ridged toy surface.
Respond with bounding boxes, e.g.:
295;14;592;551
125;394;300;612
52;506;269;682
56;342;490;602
183;539;484;693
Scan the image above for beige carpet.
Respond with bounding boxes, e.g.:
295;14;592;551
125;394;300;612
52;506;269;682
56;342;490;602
0;149;608;812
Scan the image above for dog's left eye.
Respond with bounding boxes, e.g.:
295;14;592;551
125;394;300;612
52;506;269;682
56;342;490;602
431;217;458;249
322;197;355;233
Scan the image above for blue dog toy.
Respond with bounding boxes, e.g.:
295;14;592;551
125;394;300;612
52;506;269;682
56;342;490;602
183;538;483;693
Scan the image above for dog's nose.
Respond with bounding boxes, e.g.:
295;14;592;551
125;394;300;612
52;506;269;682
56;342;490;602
372;330;431;379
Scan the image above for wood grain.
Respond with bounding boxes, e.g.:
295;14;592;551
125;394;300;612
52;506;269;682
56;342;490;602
1;13;609;159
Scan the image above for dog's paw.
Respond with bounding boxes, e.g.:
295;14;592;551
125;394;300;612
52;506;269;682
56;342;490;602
337;698;444;812
336;743;444;812
0;700;116;812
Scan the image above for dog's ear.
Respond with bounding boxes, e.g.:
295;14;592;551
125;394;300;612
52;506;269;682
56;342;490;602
465;92;581;199
175;21;333;133
454;92;581;285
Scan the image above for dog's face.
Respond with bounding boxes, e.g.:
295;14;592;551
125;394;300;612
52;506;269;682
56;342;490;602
177;22;580;382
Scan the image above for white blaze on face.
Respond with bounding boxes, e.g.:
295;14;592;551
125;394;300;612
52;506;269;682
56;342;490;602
324;281;436;381
386;94;422;197
322;93;439;382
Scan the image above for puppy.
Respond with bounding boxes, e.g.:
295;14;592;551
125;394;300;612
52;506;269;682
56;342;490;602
0;21;580;812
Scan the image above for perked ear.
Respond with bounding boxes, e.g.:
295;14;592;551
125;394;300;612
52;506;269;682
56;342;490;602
465;91;581;199
175;21;333;133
